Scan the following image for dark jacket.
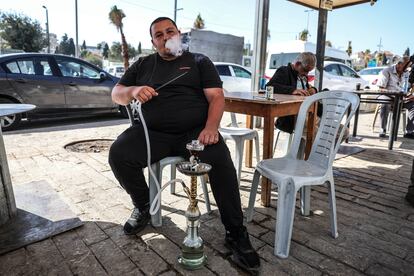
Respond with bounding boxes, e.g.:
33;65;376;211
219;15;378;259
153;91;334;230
266;63;313;133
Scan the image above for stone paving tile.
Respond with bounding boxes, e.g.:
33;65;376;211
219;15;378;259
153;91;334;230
2;112;414;275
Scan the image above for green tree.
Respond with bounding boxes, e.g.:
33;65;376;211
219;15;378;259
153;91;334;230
81;40;87;50
102;42;109;59
0;12;46;52
109;5;129;69
298;29;309;41
193;13;205;29
58;34;72;55
137;42;142;55
363;49;371;67
68;38;76;56
109;42;135;61
403;47;410;57
346;41;352;57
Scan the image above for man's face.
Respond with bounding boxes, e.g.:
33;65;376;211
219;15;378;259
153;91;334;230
151;19;180;58
295;62;314;77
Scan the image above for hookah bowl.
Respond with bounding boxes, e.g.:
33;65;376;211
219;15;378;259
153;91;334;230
176;141;211;270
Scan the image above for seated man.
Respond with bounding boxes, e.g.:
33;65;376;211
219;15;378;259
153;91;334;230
108;17;260;273
377;57;414;139
266;52;317;134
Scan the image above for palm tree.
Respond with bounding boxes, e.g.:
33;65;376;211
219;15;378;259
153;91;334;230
298;29;309;41
363;49;371;67
109;5;129;69
346;41;352;57
193;13;205;29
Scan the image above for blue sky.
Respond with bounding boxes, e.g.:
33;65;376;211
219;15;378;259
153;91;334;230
1;0;412;56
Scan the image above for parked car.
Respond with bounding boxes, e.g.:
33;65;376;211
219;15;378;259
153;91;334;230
0;53;122;130
107;65;125;77
308;61;370;91
358;66;387;90
213;62;251;92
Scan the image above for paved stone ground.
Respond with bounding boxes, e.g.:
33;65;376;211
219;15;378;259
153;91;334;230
0;111;413;275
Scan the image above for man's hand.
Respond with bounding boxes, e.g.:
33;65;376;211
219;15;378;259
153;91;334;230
292;89;310;96
198;127;220;145
131;86;158;103
307;87;317;95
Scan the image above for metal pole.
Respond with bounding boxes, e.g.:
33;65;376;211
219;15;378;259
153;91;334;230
75;0;79;57
42;6;50;53
314;2;328;92
174;0;177;22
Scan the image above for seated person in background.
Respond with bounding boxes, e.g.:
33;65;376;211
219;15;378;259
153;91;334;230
266;52;317;134
377;56;414;139
108;17;260;273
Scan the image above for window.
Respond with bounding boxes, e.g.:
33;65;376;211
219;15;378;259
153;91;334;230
215;65;231;76
232;66;251;79
325;64;340;76
5;62;20;73
339;64;357;78
55;57;100;79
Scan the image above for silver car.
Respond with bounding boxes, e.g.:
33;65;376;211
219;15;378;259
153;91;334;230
0;53;122;130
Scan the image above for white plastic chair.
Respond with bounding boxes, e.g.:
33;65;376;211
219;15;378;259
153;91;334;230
246;91;360;258
126;101;211;227
219;112;260;183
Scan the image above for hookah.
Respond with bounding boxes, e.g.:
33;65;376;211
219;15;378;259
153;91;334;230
135;36;209;269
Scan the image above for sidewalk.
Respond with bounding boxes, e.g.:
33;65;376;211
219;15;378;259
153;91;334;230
1;111;413;275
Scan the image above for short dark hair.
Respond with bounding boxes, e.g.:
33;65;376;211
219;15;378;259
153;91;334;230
149;17;178;37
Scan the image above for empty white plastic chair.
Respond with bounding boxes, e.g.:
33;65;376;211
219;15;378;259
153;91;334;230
126;101;211;227
219;112;261;183
246;91;360;258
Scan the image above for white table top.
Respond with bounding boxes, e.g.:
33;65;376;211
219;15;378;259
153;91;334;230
0;104;36;117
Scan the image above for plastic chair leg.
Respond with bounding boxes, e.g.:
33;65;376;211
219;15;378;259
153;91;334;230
273;130;281;156
149;162;162;227
300;186;311;216
246;170;261;222
254;134;260;165
200;175;211;213
327;179;338;238
274;180;297;258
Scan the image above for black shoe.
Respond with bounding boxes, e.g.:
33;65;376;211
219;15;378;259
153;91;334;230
123;207;150;235
406;193;414;207
379;132;386;138
225;226;260;274
404;133;414;139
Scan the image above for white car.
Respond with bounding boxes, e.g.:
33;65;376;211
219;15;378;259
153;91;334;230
107;66;125;78
308;61;370;91
358;66;387;90
214;62;251;92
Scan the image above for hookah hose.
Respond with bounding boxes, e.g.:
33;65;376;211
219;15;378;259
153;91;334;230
135;71;190;216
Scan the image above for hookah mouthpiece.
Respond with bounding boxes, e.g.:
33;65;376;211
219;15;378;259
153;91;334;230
165;35;183;57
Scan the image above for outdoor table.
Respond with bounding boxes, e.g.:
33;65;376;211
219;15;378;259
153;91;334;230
224;92;316;208
351;90;405;150
0;104;35;226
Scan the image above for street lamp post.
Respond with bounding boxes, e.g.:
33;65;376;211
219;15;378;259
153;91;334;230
173;0;183;24
42;6;50;53
75;0;79;57
304;9;314;33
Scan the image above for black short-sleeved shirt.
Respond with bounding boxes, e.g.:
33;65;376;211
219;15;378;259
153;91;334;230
119;51;222;133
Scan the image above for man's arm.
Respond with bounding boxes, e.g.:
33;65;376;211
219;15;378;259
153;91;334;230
198;87;224;145
267;67;296;94
112;84;158;105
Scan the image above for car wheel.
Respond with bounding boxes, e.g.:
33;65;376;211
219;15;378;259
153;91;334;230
0;98;21;131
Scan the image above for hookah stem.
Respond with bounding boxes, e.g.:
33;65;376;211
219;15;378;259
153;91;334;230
155;71;188;91
190;175;197;209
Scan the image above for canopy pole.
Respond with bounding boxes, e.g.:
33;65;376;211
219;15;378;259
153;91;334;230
315;2;328;92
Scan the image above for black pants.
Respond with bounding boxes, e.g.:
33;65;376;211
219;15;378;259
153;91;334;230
108;123;244;231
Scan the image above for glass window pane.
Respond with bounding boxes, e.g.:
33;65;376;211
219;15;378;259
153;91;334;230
232;66;251;78
17;60;35;75
339;65;356;77
6;62;20;73
215;65;231;76
325;64;340;76
55;58;99;79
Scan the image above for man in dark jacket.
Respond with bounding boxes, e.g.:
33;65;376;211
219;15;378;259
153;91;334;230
266;52;317;133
